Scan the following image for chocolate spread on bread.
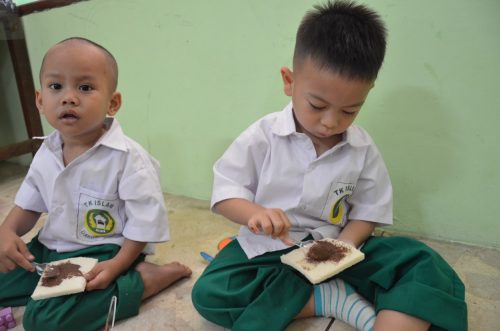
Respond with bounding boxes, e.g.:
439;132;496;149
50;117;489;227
306;240;350;263
41;262;83;287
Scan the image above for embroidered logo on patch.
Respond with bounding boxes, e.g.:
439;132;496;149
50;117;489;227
330;195;349;224
84;209;115;236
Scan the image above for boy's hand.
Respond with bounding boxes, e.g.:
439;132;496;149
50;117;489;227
247;208;291;242
84;259;123;291
0;228;35;273
84;239;145;291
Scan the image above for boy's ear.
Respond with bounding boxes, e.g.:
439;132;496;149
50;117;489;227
35;90;44;114
107;92;122;116
280;66;294;97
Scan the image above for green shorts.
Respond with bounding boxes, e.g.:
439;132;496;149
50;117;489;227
192;236;467;331
0;236;145;331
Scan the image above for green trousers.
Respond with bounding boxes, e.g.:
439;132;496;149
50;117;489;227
192;236;467;331
0;236;144;331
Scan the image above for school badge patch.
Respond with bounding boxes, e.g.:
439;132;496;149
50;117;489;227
330;195;349;224
77;189;121;241
84;209;115;236
320;182;355;226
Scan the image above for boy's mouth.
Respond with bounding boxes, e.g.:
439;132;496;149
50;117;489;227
316;130;333;138
59;110;80;122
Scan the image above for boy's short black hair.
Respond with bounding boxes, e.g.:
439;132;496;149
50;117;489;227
39;37;119;91
294;0;387;81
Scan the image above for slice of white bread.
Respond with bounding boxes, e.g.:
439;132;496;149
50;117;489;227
280;238;364;284
31;257;98;300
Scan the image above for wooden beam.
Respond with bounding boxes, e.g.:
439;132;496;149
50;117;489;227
4;15;44;150
0;0;88;161
16;0;88;16
6;30;44;139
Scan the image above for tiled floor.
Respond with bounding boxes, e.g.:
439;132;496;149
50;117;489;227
1;161;499;331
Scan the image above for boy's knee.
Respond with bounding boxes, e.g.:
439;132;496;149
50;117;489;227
381;236;435;254
192;276;211;309
23;301;83;331
23;303;58;331
395;237;439;256
192;275;235;329
192;273;230;314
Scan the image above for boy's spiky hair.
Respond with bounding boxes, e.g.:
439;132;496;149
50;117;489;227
294;0;387;81
39;37;119;91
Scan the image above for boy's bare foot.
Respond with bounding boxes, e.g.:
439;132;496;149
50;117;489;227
136;261;192;300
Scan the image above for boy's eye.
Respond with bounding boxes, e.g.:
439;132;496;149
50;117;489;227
79;84;93;92
342;110;357;116
48;83;62;90
309;102;326;111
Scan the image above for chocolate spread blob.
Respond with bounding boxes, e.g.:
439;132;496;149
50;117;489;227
306;241;350;263
41;262;83;287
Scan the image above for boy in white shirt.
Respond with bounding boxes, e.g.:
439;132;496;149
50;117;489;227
0;37;191;331
192;1;466;331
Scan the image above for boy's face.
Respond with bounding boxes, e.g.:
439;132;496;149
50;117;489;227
36;40;121;145
281;58;374;148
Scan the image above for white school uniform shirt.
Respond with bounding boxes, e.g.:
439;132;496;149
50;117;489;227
212;103;393;259
15;117;169;254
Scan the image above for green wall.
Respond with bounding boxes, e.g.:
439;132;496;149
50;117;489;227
18;0;500;249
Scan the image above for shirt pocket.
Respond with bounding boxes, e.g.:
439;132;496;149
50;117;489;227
76;187;123;242
319;180;356;227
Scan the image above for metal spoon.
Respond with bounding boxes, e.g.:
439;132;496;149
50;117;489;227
31;262;59;278
291;239;315;248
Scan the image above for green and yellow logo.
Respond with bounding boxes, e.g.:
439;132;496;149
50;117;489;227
84;209;115;236
330;195;349;224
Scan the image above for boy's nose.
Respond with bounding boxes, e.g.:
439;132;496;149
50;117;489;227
321;110;337;128
61;90;79;105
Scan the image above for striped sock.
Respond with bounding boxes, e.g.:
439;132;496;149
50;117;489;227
314;278;376;331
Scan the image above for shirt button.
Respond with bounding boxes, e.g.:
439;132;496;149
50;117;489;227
54;207;63;214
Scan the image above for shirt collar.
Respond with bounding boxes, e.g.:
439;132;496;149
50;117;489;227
271;102;297;136
98;117;128;152
271;102;369;148
42;117;128;154
345;126;370;147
